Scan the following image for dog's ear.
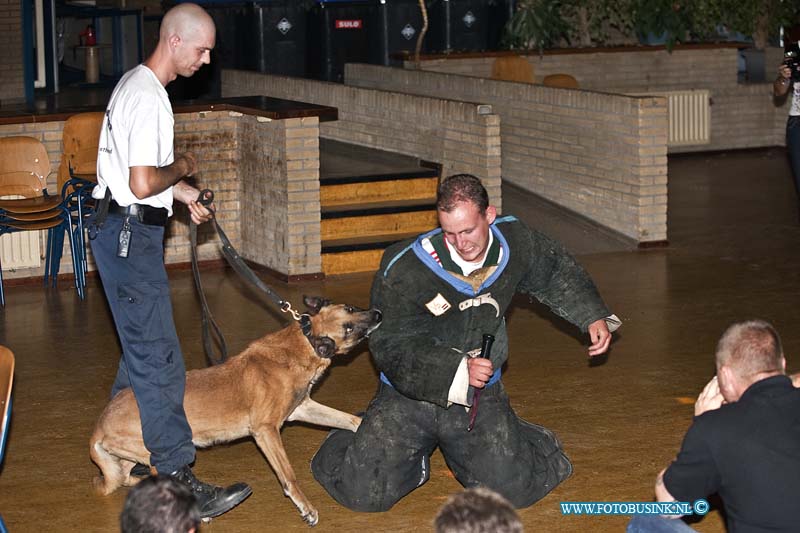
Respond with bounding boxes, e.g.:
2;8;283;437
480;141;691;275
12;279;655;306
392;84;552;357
309;336;336;358
303;295;331;316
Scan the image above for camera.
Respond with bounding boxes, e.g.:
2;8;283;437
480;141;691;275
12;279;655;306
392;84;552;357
784;42;800;82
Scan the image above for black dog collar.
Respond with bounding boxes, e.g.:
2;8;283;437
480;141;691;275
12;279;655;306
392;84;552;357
300;314;313;338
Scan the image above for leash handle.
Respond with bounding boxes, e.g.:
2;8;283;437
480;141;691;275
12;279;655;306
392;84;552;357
467;334;495;432
190;187;227;365
190;221;228;366
197;189;215;211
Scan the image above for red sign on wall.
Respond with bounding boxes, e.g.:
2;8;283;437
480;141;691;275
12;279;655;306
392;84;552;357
335;19;363;29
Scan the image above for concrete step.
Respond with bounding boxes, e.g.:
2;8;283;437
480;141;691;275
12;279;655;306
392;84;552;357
321;232;422;275
320;208;437;242
321;175;438;208
319;139;440;276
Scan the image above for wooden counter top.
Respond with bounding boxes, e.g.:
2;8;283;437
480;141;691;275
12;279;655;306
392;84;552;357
0;95;338;126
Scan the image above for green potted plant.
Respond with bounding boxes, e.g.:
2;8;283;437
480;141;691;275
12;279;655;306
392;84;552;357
719;0;795;81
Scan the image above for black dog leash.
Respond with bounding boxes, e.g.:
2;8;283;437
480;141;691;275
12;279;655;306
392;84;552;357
190;189;304;365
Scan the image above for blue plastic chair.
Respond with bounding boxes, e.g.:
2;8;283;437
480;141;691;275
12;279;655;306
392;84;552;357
0;345;15;533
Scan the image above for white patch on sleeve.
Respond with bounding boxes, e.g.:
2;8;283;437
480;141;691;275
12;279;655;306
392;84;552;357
425;293;452;316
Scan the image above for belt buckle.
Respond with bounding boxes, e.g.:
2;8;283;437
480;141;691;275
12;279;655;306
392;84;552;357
129;204;145;224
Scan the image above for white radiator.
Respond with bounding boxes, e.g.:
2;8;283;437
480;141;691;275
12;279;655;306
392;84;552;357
630;90;711;147
0;232;41;270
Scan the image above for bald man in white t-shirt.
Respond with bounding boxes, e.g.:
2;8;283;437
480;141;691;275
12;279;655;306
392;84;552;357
90;3;251;520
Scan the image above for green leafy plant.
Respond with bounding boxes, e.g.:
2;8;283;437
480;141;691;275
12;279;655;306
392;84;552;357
631;0;692;51
718;0;795;50
560;0;635;47
685;0;726;42
501;0;570;55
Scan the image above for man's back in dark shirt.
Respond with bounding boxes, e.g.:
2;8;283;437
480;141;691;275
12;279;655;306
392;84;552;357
663;375;800;532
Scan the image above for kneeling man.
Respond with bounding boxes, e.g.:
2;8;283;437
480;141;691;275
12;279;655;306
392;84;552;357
312;174;620;511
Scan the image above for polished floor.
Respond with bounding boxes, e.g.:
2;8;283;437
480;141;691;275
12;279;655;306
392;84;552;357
1;148;799;532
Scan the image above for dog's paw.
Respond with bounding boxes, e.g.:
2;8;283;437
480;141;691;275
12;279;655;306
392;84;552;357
91;475;115;496
302;508;319;527
349;415;362;432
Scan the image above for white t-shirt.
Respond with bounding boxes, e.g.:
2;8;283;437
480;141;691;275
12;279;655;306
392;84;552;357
94;64;175;215
790;82;800;116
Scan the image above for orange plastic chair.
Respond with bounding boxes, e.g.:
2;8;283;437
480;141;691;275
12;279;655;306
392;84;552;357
57;111;103;195
542;73;579;89
491;56;535;83
0;344;15;532
58;112;103;293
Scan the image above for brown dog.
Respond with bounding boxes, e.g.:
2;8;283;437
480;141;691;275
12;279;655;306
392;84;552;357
90;296;382;526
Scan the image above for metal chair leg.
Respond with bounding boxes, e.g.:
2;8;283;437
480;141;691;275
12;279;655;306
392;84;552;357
0;248;5;307
63;215;83;301
45;226;65;289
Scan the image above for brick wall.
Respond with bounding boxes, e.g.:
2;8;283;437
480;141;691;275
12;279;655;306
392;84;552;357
408;46;790;153
346;64;667;243
221;70;503;212
0;0;24;103
169;111;239;266
412;47;738;91
0;110;321;281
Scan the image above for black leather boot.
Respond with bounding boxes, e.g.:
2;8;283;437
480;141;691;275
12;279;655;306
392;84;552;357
129;463;151;477
170;465;252;520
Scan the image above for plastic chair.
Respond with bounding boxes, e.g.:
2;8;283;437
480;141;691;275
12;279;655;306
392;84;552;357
0;136;81;306
542;73;579;89
0;345;15;533
491;55;535;83
58;112;103;293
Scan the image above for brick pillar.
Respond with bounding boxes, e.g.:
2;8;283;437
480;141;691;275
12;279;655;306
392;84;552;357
238;115;321;277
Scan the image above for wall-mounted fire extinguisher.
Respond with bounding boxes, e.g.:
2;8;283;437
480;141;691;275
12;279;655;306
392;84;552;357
80;24;96;46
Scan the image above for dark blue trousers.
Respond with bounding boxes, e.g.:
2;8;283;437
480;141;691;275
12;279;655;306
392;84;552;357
627;515;697;532
786;116;800;200
89;213;195;474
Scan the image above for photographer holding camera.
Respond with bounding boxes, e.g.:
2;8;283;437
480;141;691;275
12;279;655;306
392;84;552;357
775;41;800;216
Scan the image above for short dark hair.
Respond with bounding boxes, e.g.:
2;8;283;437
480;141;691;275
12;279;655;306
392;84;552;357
715;319;784;379
437;174;489;214
120;475;200;533
434;487;523;533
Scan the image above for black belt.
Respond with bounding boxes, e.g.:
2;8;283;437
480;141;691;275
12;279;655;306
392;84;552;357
109;200;169;227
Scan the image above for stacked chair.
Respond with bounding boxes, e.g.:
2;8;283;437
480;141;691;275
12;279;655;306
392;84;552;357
542;73;579;89
0;136;81;306
491;55;535;83
57;112;103;295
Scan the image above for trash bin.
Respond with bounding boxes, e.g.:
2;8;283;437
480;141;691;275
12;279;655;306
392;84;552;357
166;0;248;100
372;0;424;66
307;0;375;83
246;0;308;77
424;0;489;54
